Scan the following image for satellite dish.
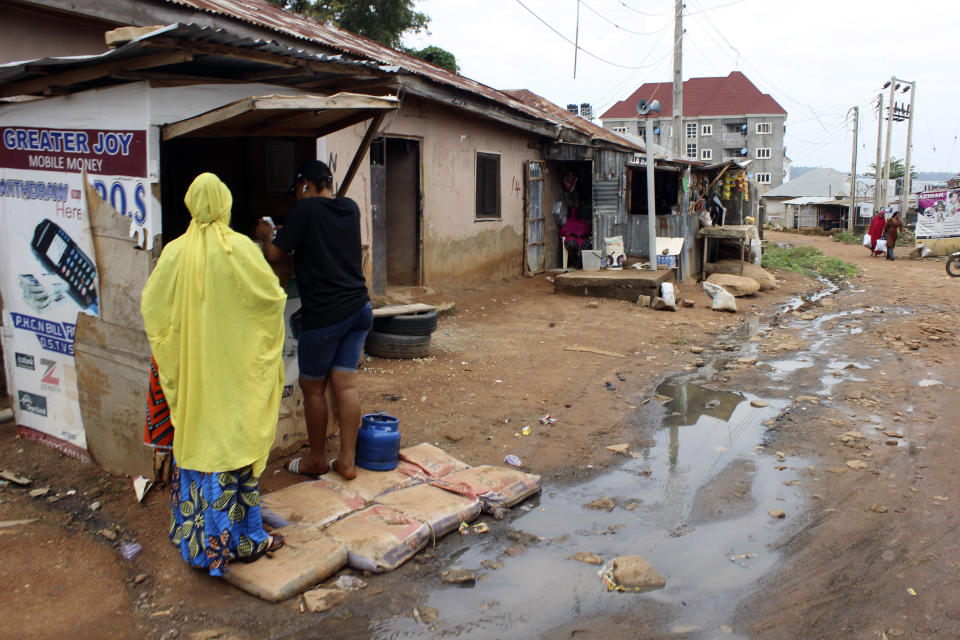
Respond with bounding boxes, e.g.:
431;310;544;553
653;127;660;135
740;148;747;155
636;99;661;115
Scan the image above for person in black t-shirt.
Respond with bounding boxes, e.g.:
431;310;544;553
257;160;372;479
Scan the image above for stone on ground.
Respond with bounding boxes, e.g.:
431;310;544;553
303;588;347;613
569;551;604;565
709;260;778;290
706;273;761;297
441;568;476;585
585;497;616;512
611;555;666;589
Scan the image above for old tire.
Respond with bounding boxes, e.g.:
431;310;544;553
372;310;438;336
365;330;431;359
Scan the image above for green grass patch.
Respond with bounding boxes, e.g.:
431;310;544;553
831;231;861;245
762;245;859;280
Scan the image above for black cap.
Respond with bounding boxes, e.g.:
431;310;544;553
290;159;333;194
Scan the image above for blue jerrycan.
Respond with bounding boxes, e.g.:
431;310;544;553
355;413;400;471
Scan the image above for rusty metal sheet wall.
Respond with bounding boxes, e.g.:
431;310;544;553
591;149;630;250
595;213;700;279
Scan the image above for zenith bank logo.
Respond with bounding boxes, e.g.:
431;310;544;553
40;358;60;391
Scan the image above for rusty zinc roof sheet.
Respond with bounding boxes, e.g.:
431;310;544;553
164;0;561;126
502;89;644;152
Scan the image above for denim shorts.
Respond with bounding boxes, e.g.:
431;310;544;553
298;302;373;380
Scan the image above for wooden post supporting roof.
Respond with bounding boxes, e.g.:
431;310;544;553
338;111;387;197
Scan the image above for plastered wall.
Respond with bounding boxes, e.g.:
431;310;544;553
324;97;543;289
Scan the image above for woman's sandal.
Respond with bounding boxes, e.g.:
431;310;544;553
265;532;285;552
236;532;285;563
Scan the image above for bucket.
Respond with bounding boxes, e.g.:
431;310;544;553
356;413;400;471
604;236;625;270
582;249;602;271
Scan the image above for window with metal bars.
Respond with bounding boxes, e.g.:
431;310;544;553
476;152;501;219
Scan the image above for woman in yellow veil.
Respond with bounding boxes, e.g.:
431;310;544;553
141;173;287;575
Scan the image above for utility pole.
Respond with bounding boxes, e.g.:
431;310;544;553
646;121;658;270
880;75;896;209
847;106;858;232
671;0;683;160
873;93;883;211
573;0;580;78
900;81;917;217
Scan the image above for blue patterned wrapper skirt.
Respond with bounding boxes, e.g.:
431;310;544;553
169;461;271;576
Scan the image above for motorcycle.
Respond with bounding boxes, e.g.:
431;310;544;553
948;251;960;277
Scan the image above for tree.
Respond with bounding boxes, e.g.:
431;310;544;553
408;45;459;74
266;0;428;49
864;157;918;181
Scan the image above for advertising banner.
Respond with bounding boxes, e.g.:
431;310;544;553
916;189;960;239
0;125;148;450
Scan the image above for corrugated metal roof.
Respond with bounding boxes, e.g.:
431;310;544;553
782;196;843;206
162;0;559;125
0;23;385;89
600;72;787;120
763;168;850;199
502;89;642;152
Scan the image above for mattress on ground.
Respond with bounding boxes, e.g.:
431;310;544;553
223;525;347;602
433;465;541;512
324;504;430;573
319;466;421;502
399;442;470;479
374;483;482;537
261;479;366;528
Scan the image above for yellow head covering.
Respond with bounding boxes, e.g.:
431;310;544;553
141;173;286;476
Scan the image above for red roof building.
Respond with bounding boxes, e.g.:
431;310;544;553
601;72;788;189
600;71;786;120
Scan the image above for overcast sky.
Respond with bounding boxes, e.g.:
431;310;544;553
405;0;959;175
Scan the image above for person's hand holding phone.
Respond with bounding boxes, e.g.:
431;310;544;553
255;217;276;244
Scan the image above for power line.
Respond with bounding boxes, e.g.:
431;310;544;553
590;22;673;108
684;0;748;16
614;0;672;17
580;0;667;35
684;1;836;128
515;0;680;70
686;26;723;75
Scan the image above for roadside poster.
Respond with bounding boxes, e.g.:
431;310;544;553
0;125;147;450
916;189;960;239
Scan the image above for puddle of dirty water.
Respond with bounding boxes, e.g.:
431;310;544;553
769;357;814;374
370;379;802;640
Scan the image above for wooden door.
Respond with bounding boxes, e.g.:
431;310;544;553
524;161;545;275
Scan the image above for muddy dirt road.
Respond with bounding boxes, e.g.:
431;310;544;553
1;231;958;639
